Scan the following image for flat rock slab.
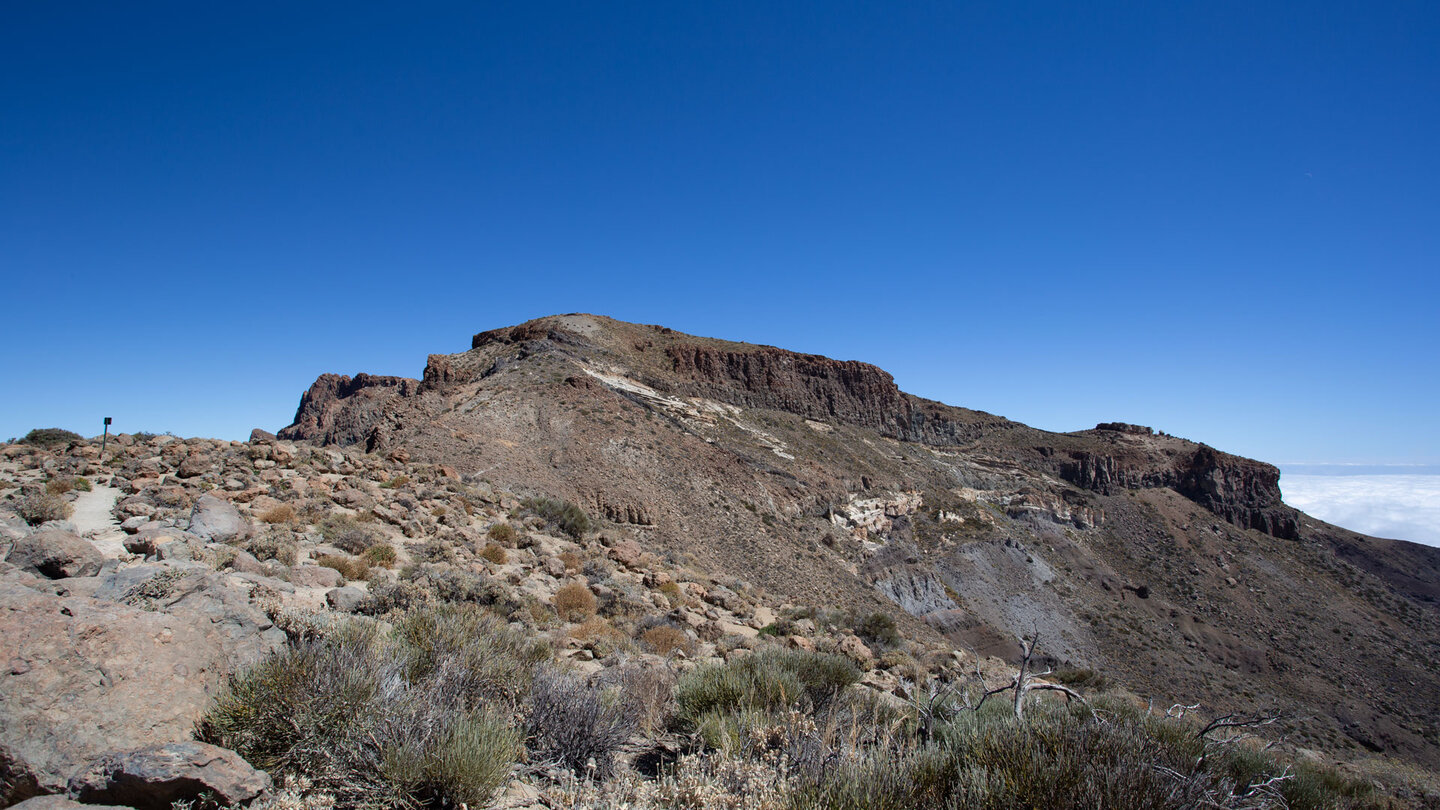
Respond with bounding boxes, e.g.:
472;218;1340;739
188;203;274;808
9;795;133;810
68;741;270;810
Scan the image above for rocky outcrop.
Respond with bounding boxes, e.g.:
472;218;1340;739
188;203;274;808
277;373;419;447
1058;445;1298;539
665;345;1011;445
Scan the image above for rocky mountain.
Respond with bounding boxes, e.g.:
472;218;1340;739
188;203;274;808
278;314;1440;770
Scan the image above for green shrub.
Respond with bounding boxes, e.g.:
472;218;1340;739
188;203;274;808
21;428;82;449
520;496;592;539
198;606;530;809
71;476;92;492
854;611;901;648
362;543;397;568
17;492;72;525
486;523;518;545
675;648;859;729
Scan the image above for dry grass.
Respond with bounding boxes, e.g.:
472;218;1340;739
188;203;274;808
480;543;509;564
640;625;692;656
259;504;298;524
559;550;583;572
316;554;372;581
554;582;598;622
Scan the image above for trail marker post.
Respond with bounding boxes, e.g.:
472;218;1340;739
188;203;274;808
101;417;111;458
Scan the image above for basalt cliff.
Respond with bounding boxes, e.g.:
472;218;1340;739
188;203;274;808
281;314;1440;769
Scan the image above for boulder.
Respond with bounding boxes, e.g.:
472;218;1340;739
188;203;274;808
68;742;271;810
288;565;343;589
0;571;284;798
325;586;367;613
5;531;103;579
187;496;249;543
174;455;210;479
248;428;276;443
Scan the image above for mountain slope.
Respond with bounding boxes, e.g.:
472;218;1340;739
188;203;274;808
280;314;1440;767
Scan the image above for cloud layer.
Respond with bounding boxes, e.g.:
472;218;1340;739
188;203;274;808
1280;475;1440;547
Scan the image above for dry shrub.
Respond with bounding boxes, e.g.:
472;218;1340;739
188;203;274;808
554;582;598;622
21;428;81;449
259;504;297;524
658;579;684;604
526;667;636;778
246;530;300;567
479;543;508;564
45;478;73;495
487;523;518;545
641;625;693;657
559;550;583;572
319;515;383;555
71;477;92;492
316;553;372;581
363;543;398;568
17;492;72;526
569;617;631;656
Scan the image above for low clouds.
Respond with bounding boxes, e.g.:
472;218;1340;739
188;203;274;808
1280;474;1440;547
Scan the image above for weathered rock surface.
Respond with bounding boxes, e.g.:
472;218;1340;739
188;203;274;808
186;496;249;543
68;741;271;810
5;530;104;579
8;795;132;810
0;569;282;798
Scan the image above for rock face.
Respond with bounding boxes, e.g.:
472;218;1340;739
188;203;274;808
5;530;104;579
0;569;283;800
277;372;420;448
68;741;271;810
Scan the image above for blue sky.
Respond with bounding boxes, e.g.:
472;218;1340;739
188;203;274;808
3;2;1437;467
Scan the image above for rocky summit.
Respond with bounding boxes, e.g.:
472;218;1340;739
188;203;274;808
2;313;1438;809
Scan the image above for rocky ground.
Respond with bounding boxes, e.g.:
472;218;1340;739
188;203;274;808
1;432;1044;810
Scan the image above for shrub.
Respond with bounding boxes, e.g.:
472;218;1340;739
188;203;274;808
560;550;583;572
245;531;299;567
675;648;859;729
362;543;397;568
198;607;528;809
479;543;508;564
854;612;902;648
319;515;382;555
1053;667;1109;692
526;667;636;778
569;616;632;656
45;478;73;495
379;474;409;489
71;476;92;492
487;523;518;545
554;582;598;622
21;428;82;449
520;496;592;539
17;492;72;526
640;624;692;656
316;553;371;581
259;504;297;524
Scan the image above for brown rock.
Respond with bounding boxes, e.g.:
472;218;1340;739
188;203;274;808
68;741;271;810
6;531;104;579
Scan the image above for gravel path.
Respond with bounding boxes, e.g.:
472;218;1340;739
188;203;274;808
70;483;126;556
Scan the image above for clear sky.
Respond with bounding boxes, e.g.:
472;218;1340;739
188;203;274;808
3;2;1437;467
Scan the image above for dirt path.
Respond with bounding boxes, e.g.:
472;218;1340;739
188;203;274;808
71;484;126;556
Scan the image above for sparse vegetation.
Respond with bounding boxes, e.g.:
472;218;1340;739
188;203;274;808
21;428;82;448
318;515;382;555
487;522;518;545
17;491;72;525
245;530;300;567
362;543;397;568
259;504;297;524
479;542;508;564
315;553;371;581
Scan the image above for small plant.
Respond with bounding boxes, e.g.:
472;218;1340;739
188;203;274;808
17;491;73;525
520;496;592;539
553;582;598;622
479;543;508;564
640;624;692;656
559;550;583;572
525;667;636;778
379;474;409;489
316;553;371;581
854;611;902;648
487;523;518;545
21;428;82;449
71;476;92;492
258;504;297;524
44;478;74;495
245;530;300;567
319;515;383;555
362;543;398;568
675;648;860;729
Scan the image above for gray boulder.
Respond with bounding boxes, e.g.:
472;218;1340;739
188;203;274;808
186;496;249;543
325;585;367;613
68;742;271;810
9;795;132;810
5;531;103;579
